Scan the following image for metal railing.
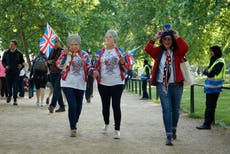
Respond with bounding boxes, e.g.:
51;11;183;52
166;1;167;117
126;78;230;114
126;78;155;100
189;84;230;113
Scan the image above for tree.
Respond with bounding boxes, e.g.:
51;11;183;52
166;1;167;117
0;0;229;69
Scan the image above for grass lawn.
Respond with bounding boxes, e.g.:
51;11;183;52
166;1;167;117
181;76;230;128
127;75;230;128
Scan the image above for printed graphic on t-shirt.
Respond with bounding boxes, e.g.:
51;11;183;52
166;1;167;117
71;56;83;75
103;53;119;75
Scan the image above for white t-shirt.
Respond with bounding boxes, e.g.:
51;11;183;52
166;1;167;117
100;48;124;86
61;54;86;90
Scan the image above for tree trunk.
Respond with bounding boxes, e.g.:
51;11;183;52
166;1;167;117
20;31;31;70
18;9;31;70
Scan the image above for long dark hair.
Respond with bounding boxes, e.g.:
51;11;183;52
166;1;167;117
159;34;178;51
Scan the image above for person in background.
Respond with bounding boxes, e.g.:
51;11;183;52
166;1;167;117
47;38;65;113
124;67;133;88
144;24;188;145
28;71;34;99
2;39;25;105
93;29;130;139
196;46;226;130
0;56;8;98
30;51;48;107
85;49;94;103
18;62;26;97
140;59;151;100
57;34;92;137
45;70;53;105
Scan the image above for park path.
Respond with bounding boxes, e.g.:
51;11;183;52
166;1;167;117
0;88;229;154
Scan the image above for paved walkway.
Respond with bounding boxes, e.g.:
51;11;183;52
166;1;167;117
0;88;229;154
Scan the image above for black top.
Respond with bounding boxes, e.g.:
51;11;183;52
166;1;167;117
203;60;224;78
48;48;62;73
2;49;25;75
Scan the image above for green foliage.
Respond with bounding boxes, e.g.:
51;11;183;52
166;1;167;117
0;0;229;67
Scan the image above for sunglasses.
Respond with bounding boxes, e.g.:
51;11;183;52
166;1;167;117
162;37;172;42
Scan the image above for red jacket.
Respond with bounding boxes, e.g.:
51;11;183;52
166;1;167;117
144;37;189;86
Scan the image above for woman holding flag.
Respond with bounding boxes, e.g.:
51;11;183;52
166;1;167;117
56;34;92;137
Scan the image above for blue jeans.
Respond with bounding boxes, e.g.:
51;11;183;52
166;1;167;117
62;87;84;130
50;73;64;108
157;83;183;135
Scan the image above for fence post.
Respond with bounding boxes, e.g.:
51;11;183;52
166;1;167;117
139;80;141;96
156;87;158;100
127;79;130;90
190;85;194;113
148;80;152;99
135;79;137;94
131;79;134;92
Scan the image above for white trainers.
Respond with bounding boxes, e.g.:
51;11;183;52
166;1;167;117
40;102;44;107
36;102;40;107
102;124;109;134
113;130;120;139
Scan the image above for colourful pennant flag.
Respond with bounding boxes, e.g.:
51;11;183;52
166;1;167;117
127;46;141;65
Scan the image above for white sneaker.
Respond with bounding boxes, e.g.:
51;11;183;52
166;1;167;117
40;102;44;107
36;102;40;107
113;130;120;139
102;124;109;134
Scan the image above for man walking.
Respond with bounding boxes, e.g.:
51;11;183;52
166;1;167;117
2;39;25;105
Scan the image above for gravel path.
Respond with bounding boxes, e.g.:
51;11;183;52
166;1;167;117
0;89;229;154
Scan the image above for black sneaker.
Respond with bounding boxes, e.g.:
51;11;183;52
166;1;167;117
48;106;55;113
140;97;148;100
196;124;211;130
46;98;49;105
55;107;65;112
13;100;18;106
6;97;11;103
165;135;173;146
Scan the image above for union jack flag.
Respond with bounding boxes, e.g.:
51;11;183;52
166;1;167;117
40;24;57;57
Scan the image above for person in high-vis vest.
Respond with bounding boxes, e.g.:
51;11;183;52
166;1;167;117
196;46;226;130
140;59;151;100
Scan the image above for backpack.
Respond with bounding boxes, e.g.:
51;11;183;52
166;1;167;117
33;56;47;72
